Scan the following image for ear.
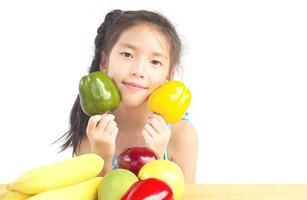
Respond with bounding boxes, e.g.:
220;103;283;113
99;53;108;72
165;69;175;82
99;64;107;72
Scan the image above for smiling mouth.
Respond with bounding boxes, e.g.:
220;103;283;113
122;81;148;90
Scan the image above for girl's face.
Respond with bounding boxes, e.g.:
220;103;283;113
101;23;171;108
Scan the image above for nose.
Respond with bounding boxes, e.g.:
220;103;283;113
130;58;146;78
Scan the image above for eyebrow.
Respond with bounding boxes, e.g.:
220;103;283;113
119;43;168;59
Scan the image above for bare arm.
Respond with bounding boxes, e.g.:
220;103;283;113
76;137;113;176
169;120;198;183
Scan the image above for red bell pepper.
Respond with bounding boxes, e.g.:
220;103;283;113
121;178;173;200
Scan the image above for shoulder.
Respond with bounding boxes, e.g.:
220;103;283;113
168;120;198;158
170;120;198;146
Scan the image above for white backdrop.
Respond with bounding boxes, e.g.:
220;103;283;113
0;0;306;184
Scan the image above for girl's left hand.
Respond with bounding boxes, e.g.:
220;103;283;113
142;113;172;159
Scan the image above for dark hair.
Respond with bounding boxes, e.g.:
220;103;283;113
56;9;182;155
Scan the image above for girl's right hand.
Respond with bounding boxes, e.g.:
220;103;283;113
86;114;118;161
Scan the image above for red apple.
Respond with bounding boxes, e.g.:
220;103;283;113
117;147;159;176
120;178;173;200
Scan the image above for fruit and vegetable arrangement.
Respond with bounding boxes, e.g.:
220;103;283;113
1;71;192;200
3;149;184;200
99;147;184;200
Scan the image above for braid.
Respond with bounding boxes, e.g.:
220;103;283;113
89;10;124;72
58;10;126;155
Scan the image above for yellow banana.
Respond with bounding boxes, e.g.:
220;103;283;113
1;190;31;200
0;185;7;198
8;153;104;194
27;177;102;200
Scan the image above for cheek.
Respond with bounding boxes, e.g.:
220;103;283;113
105;59;124;79
105;53;122;77
151;67;169;82
107;70;123;87
148;73;168;90
102;63;123;86
106;68;117;78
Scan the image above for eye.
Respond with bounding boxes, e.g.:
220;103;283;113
151;60;162;66
120;52;133;58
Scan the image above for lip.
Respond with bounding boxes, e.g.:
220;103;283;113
123;81;148;90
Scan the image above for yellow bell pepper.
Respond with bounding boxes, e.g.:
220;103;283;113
148;80;192;124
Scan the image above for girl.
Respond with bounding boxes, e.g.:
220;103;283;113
58;9;198;183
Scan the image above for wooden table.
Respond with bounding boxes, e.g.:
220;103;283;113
1;184;307;199
183;184;307;199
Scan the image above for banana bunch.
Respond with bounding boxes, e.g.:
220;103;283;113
1;190;31;200
3;154;104;200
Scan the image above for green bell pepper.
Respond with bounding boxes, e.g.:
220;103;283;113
79;71;120;116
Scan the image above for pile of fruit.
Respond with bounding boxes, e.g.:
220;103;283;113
101;147;184;200
1;147;185;200
1;71;192;200
1;154;103;200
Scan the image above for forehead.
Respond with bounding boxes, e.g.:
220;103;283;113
114;23;170;58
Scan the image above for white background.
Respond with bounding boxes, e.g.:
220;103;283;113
0;0;306;184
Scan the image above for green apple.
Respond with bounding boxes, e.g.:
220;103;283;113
98;169;138;200
138;160;185;200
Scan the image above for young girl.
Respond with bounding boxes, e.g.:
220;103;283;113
58;9;198;183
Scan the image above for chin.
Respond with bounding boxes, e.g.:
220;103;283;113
121;95;148;108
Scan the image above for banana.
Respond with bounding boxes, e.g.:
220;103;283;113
1;190;31;200
8;153;104;194
0;185;7;198
27;177;102;200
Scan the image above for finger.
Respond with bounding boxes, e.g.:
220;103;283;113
95;113;108;126
86;115;104;135
110;126;119;139
150;113;165;120
147;117;165;135
104;120;117;135
142;130;154;142
96;114;115;131
152;114;170;133
144;124;158;138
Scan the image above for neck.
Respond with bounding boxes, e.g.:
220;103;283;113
113;102;152;132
